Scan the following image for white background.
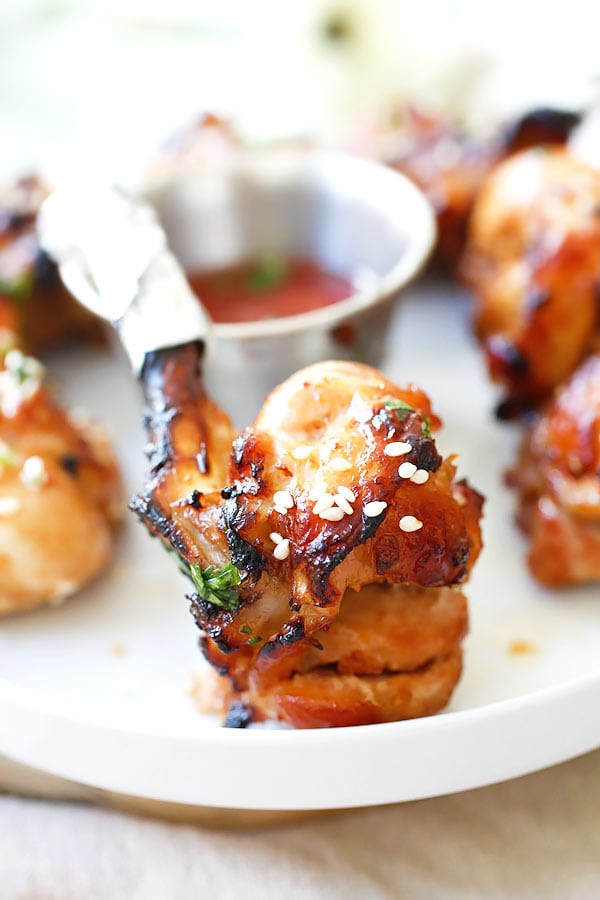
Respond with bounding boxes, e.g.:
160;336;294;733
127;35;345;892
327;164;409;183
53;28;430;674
2;0;600;184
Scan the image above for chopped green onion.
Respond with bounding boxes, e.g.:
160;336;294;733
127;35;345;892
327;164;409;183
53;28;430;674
383;398;415;413
245;253;287;293
383;397;415;423
0;272;35;302
189;562;241;613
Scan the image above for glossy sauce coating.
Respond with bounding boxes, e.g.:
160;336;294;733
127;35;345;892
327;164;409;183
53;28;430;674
465;148;600;415
0;352;123;615
508;354;600;585
134;353;483;727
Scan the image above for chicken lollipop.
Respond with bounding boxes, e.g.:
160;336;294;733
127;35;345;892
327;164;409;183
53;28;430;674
464;147;600;417
133;350;483;727
0;346;123;615
0;176;104;353
39;186;483;728
356;105;579;273
507;353;600;586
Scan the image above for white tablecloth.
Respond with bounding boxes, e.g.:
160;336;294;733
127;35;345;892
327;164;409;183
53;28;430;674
2;750;599;899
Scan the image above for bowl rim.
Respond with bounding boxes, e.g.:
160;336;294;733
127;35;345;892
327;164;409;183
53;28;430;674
144;149;437;341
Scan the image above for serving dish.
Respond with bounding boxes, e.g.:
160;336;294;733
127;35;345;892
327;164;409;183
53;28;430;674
144;148;436;420
0;281;598;813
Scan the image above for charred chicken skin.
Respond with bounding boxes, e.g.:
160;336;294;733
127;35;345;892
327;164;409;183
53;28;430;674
464;147;600;417
0;176;103;354
507;353;600;586
132;350;483;728
0;346;123;615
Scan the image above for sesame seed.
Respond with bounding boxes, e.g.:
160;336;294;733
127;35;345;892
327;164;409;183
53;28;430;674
273;504;288;515
20;456;48;490
313;493;335;515
398;462;418;479
309;483;326;502
453;489;467;507
384;441;412;457
330;457;352;471
337;485;356;502
273;490;294;509
0;497;21;515
0;351;45;417
269;532;283;544
292;445;312;460
399;515;423;532
410;469;429;485
273;538;290;560
4;350;23;373
364;500;387;518
49;580;78;602
319;506;345;522
333;493;354;515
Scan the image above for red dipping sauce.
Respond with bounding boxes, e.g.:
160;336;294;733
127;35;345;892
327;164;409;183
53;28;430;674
186;256;355;324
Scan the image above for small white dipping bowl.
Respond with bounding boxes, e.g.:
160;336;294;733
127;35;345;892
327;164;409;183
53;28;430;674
144;148;436;423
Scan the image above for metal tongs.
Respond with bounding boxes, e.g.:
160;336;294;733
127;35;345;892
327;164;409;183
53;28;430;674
37;185;212;372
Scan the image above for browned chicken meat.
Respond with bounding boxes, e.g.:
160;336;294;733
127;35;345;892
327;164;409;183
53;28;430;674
0;176;103;354
464;147;600;417
0;346;123;614
507;353;600;586
360;105;496;270
358;105;579;272
132;348;483;728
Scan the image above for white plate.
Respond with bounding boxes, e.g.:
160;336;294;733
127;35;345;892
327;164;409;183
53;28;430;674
0;283;598;811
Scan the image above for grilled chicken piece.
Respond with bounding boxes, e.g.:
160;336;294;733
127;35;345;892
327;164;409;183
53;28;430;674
507;353;600;586
215;583;469;728
464;148;600;417
357;105;579;272
133;348;483;727
365;105;496;271
0;347;123;615
0;176;104;354
500;107;581;156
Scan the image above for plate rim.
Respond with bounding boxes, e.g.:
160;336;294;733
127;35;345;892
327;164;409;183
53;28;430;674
2;667;599;810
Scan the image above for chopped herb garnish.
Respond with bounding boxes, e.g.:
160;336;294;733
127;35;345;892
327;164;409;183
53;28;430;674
384;398;414;412
190;562;241;613
163;548;242;613
383;397;415;423
0;272;35;302
240;623;261;644
384;397;433;435
13;358;28;385
3;349;44;386
245;253;287;293
0;440;18;468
